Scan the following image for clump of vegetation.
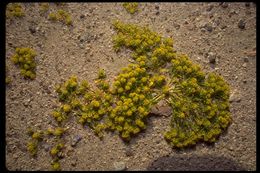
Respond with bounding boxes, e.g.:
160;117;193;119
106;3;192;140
111;21;232;148
39;3;50;13
163;55;231;148
5;66;12;85
26;20;232;170
48;9;72;25
26;128;43;156
50;143;64;170
123;2;139;14
10;47;37;80
6;3;25;18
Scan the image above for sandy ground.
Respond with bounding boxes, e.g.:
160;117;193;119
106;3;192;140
5;2;256;171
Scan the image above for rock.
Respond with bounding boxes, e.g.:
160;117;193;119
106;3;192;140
29;26;36;34
125;147;133;157
243;80;247;83
71;135;82;147
71;160;77;167
173;23;180;30
113;161;126;171
80;14;85;19
155;5;159;10
43;144;50;152
205;23;213;32
57;152;65;159
156;11;160;15
229;89;241;102
245;3;250;7
238;19;246;29
242;63;247;68
243;57;249;62
207;52;216;64
221;2;228;8
150;102;172;117
23;99;31;107
206;4;214;11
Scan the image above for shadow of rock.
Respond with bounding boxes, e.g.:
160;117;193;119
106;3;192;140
147;154;247;171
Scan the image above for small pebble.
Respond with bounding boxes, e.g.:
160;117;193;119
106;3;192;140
208;52;216;64
29;26;36;34
125;148;133;157
221;2;228;8
80;14;85;19
205;23;213;32
245;3;250;7
238;19;246;29
113;161;126;171
71;159;77;167
71;135;82;147
244;57;249;62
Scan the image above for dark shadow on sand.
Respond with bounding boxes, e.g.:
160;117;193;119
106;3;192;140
147;154;246;171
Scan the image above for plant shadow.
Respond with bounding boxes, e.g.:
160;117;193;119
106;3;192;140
147;154;247;171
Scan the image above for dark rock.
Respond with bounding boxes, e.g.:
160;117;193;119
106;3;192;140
244;57;249;62
155;5;159;10
156;11;160;15
245;3;250;7
29;26;36;34
173;23;180;30
238;19;246;29
208;52;216;64
205;23;213;32
80;14;85;19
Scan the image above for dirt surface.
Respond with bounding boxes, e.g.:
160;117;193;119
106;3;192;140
5;2;256;171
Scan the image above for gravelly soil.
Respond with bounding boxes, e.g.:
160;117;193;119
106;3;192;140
5;2;256;171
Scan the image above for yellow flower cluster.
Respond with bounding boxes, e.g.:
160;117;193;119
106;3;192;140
11;47;37;80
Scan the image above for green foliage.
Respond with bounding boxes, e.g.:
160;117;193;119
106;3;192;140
48;9;72;25
6;3;25;18
123;2;139;14
11;47;37;80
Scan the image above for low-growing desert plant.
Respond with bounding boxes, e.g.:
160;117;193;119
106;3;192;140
6;3;25;18
48;9;72;25
11;47;37;80
26;20;232;170
123;2;139;14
